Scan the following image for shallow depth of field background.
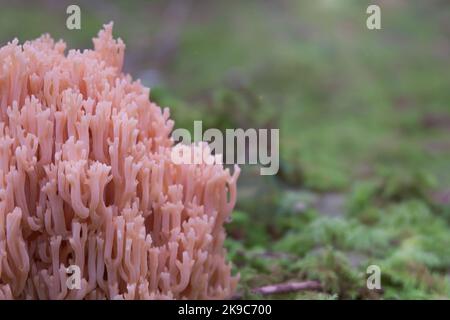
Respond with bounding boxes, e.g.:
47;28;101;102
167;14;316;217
1;0;449;299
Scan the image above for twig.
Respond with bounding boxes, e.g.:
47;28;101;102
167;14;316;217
251;280;322;296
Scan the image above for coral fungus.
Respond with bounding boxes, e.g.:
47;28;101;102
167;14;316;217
0;23;239;299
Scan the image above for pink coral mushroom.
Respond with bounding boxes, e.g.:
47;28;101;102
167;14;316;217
0;23;239;299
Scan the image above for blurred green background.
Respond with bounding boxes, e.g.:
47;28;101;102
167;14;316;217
1;0;449;299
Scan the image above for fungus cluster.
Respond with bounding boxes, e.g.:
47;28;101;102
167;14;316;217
0;23;239;299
